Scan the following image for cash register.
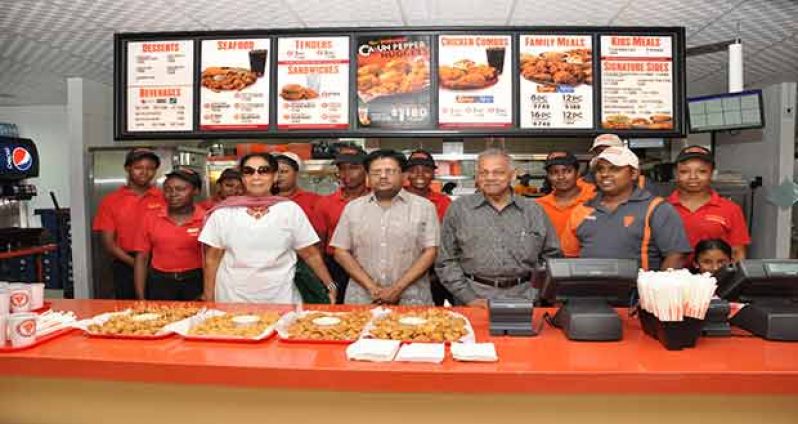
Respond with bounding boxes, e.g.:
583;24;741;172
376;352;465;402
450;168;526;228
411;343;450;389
541;258;638;341
715;259;798;341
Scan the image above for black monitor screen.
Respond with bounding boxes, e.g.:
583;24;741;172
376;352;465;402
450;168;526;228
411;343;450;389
715;260;798;302
542;258;638;306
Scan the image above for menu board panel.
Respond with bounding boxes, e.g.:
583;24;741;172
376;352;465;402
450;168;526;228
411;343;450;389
126;40;194;132
276;36;350;130
356;35;432;130
199;38;270;131
600;35;674;131
437;35;512;128
518;35;594;129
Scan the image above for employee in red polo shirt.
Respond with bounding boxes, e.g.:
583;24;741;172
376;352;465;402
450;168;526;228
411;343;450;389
315;145;369;303
132;169;205;301
404;149;454;306
198;168;243;210
93;148;166;299
404;150;452;220
274;152;325;237
667;145;750;262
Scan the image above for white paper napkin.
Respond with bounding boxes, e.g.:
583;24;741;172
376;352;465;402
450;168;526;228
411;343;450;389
394;343;445;364
451;342;498;362
345;339;401;362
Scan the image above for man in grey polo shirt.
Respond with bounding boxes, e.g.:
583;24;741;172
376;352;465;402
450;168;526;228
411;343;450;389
331;149;439;305
436;148;561;307
560;146;691;270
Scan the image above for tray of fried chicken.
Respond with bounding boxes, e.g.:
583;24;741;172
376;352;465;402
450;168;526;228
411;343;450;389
171;309;282;343
276;308;383;344
73;304;201;339
520;49;592;89
363;308;476;344
357;57;430;103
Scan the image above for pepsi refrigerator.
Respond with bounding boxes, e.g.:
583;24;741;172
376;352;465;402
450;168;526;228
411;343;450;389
87;145;208;298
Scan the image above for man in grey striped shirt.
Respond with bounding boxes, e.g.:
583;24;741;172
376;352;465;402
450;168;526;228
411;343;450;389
436;149;561;307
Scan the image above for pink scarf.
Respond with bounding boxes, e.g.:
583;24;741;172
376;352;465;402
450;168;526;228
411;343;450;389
203;195;288;226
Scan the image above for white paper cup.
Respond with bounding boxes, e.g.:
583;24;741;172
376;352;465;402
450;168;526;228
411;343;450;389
8;284;31;313
28;283;45;310
9;313;36;348
0;313;7;345
0;290;9;315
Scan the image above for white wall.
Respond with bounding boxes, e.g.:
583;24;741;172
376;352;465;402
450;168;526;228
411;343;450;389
68;78;114;298
0;105;69;224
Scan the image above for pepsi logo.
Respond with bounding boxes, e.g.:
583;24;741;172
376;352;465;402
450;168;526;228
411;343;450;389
12;147;33;171
10;292;29;308
16;319;36;337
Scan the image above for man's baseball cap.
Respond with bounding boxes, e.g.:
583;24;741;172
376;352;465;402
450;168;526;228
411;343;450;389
404;149;437;170
275;152;304;171
590;134;625;153
590;146;639;170
544;151;579;170
333;145;367;165
165;167;202;190
676;145;714;166
124;148;161;168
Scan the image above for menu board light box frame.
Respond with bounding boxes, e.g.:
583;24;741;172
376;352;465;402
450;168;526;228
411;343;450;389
115;26;686;141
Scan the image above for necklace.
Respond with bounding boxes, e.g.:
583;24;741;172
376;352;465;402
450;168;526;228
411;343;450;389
247;205;269;219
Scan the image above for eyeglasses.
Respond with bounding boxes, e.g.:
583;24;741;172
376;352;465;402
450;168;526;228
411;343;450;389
368;169;401;177
241;166;273;176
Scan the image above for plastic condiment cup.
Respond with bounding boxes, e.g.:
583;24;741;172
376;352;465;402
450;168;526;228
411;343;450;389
8;312;36;348
28;282;45;310
8;284;31;313
312;316;341;326
0;289;9;315
0;313;7;345
232;315;261;327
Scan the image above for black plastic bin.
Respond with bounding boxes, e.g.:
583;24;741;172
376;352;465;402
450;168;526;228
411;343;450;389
638;308;704;351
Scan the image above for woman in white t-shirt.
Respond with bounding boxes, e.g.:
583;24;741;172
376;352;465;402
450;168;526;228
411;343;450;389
199;153;337;304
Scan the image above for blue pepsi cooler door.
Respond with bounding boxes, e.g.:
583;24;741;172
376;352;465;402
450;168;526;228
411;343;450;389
0;136;40;181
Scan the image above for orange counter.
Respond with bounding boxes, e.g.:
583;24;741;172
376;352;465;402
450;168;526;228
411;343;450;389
1;299;797;423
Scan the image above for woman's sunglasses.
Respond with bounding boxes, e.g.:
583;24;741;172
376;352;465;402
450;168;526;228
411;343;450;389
241;166;273;176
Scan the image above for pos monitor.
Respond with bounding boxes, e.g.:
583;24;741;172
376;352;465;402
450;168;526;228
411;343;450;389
541;258;638;341
714;259;798;341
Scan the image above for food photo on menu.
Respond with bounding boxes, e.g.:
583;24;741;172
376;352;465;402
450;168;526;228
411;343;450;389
520;48;592;93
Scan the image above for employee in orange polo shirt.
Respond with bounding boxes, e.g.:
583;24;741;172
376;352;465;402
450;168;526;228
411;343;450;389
404;149;453;306
132;169;205;301
315;145;369;303
93;148;166;299
536;151;595;238
667;145;750;262
198;168;243;210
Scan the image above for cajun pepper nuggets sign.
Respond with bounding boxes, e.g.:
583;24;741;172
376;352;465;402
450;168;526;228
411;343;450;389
127;40;194;132
356;35;432;129
277;36;350;130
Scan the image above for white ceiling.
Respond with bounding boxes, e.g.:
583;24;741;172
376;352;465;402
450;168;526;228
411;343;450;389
0;0;796;106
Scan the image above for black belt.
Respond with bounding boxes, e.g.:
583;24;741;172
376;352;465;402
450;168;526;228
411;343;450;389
151;268;201;282
465;273;530;289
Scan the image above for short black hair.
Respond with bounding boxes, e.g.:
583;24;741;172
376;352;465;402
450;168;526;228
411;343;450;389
363;149;407;171
694;238;732;260
238;152;278;173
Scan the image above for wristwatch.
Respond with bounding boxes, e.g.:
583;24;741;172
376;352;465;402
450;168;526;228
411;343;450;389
326;281;338;293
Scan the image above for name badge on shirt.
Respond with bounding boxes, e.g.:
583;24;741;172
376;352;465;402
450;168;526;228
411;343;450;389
147;202;162;210
186;227;200;237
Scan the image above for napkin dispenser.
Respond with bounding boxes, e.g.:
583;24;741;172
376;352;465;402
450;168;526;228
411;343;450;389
488;299;535;336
